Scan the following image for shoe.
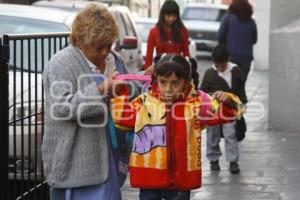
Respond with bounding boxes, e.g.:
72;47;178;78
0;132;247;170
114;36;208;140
210;160;220;171
229;162;240;174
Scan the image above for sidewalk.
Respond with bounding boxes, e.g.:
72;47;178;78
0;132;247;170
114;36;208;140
122;70;300;200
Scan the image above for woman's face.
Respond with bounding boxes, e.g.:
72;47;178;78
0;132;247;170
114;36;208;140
157;72;187;102
164;13;178;27
81;43;112;67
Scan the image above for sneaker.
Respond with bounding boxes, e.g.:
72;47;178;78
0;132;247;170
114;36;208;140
229;162;240;174
210;160;220;171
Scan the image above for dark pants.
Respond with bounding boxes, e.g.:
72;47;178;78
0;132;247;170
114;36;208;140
139;189;191;200
230;56;253;84
50;188;65;200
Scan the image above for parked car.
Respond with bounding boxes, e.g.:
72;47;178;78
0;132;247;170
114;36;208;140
0;3;76;179
182;3;228;56
134;17;197;61
33;0;144;73
1;2;142;180
134;18;157;60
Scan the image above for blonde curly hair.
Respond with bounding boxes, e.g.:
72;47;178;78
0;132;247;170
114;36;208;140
70;3;119;48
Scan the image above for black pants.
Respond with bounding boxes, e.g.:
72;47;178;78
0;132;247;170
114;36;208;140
139;189;191;200
230;56;252;84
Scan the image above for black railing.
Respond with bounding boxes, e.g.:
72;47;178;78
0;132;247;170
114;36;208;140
0;32;69;200
0;35;10;200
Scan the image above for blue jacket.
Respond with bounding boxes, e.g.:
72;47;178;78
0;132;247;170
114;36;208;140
218;13;257;59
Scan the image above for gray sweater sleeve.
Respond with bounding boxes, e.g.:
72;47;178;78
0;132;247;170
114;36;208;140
43;53;107;120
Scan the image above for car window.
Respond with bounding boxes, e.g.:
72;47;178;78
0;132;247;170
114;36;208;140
0;15;69;35
121;13;136;37
6;38;69;73
136;22;155;42
182;7;226;22
0;15;69;73
114;12;127;39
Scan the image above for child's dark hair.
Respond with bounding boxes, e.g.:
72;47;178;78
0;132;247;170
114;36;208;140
212;44;229;63
157;0;184;43
152;54;199;89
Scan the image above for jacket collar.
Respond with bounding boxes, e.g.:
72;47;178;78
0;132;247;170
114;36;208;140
212;62;236;75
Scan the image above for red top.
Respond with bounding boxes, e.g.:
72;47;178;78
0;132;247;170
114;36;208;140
144;26;190;69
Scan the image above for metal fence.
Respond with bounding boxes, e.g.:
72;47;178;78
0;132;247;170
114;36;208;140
0;32;69;200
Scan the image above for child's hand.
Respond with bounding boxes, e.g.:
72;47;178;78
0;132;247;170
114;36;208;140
212;91;229;102
213;91;238;109
98;71;125;96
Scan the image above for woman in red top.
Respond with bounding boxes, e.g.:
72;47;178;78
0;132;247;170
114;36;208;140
144;0;190;69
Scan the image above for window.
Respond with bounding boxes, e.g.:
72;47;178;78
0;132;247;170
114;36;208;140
121;13;136;37
182;7;226;22
0;16;69;73
114;12;127;38
136;22;155;42
0;16;69;35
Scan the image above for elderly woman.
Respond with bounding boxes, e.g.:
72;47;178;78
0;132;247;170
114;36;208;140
42;3;131;199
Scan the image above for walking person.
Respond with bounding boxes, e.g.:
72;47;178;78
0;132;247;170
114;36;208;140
218;0;257;83
144;0;190;69
42;3;133;199
200;45;247;174
110;54;243;199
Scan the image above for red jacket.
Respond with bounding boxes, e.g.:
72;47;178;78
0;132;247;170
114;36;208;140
144;26;190;69
111;84;242;190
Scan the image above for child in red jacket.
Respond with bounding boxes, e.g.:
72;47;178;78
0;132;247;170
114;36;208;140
111;54;243;200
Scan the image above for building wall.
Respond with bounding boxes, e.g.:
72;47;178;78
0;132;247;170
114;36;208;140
270;0;300;30
253;0;271;70
269;0;300;132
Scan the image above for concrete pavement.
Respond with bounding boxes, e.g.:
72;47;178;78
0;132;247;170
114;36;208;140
122;68;300;200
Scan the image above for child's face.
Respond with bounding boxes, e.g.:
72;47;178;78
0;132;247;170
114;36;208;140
214;62;228;73
157;72;187;102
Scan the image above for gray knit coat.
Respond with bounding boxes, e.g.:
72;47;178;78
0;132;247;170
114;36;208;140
42;46;115;188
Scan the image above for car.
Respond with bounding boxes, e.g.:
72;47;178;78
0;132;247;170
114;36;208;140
134;18;157;60
182;3;228;56
134;17;197;62
32;0;144;73
0;3;77;180
0;2;141;181
0;3;74;34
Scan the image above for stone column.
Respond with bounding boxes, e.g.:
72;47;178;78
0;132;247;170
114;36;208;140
253;0;271;70
269;0;300;132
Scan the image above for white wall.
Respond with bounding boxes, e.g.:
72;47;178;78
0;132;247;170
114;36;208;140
270;0;300;30
253;0;271;70
269;23;300;132
269;0;300;132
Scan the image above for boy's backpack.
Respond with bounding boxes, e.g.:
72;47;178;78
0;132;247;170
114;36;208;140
235;116;246;142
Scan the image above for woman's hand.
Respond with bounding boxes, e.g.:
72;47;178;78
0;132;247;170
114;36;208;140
98;71;125;96
144;64;154;75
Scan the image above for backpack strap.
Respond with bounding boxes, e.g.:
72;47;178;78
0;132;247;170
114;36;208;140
111;51;128;74
109;51;134;148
